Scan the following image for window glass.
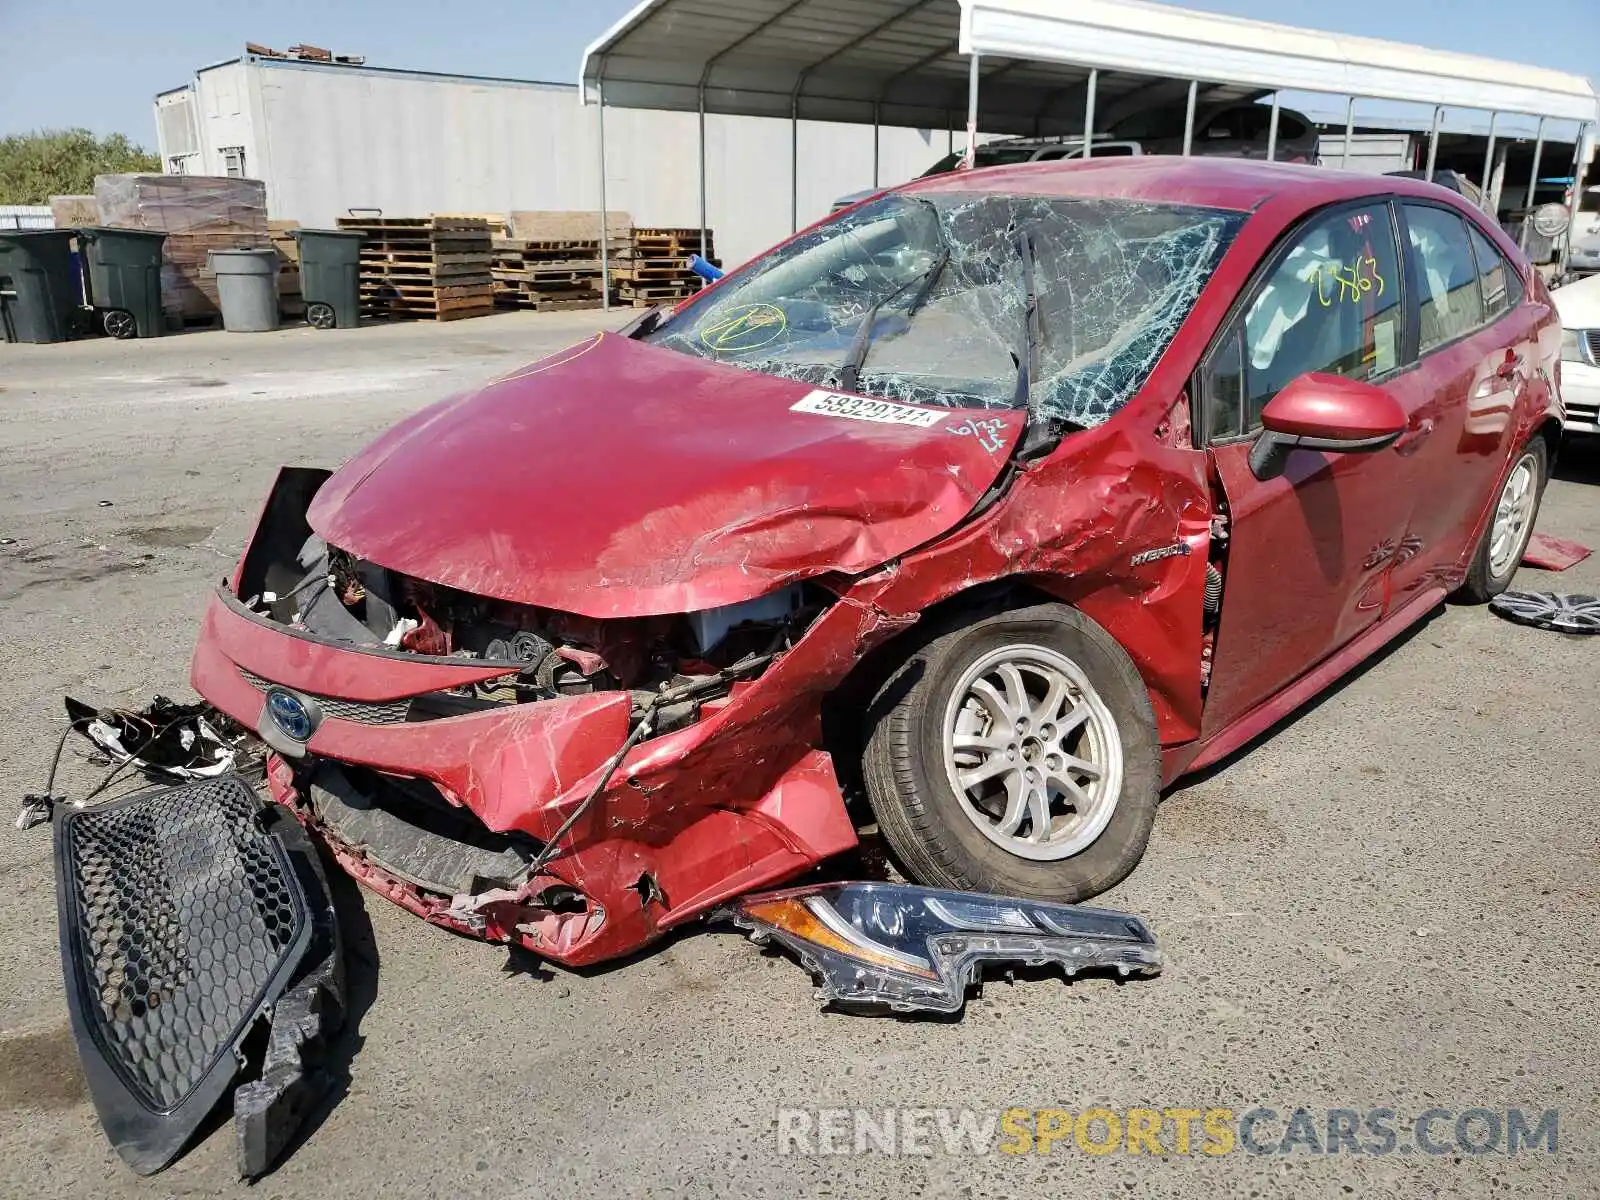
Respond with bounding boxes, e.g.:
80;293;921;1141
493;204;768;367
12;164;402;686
648;191;1244;426
1404;204;1484;352
1467;223;1516;318
1227;203;1403;431
1206;328;1245;440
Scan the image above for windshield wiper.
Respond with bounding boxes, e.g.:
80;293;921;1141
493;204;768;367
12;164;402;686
835;200;949;393
1012;229;1041;407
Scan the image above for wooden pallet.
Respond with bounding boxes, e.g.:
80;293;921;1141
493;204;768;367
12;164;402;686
337;215;496;322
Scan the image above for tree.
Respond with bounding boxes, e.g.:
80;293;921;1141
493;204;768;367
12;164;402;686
0;129;161;205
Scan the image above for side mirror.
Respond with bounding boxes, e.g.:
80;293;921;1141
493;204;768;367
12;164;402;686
1249;373;1407;479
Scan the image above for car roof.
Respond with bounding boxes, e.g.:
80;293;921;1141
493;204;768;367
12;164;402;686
903;156;1480;217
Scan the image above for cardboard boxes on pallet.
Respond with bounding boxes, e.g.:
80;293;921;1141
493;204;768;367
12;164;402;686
336;215;494;322
92;174;276;326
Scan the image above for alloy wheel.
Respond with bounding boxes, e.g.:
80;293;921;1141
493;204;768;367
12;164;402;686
941;643;1124;862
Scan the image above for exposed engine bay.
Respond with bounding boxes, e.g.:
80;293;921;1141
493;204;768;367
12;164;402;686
235;469;830;736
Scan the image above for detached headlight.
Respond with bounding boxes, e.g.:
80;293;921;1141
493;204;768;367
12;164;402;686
1561;329;1584;362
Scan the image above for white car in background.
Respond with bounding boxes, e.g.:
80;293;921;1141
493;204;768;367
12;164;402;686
1568;185;1600;276
1554;271;1600;433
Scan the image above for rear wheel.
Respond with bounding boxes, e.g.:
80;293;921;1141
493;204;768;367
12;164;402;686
862;603;1161;902
1457;438;1547;602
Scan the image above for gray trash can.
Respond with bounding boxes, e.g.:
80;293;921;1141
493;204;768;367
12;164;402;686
209;248;281;332
78;227;166;339
0;229;78;343
292;229;363;329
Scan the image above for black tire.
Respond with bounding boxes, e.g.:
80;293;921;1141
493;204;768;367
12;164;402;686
1456;437;1547;603
306;302;337;330
861;602;1161;902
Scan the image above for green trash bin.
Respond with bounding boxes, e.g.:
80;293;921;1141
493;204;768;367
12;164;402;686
77;227;166;339
292;229;364;329
0;229;78;343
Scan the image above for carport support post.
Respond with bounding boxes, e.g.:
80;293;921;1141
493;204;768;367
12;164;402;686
1521;117;1547;253
964;53;980;168
597;78;610;313
790;94;800;233
1083;68;1098;157
1181;80;1198;156
697;85;708;280
1341;97;1355;168
1563;123;1593;276
1425;106;1443;182
1480;112;1499;199
1266;92;1280;162
872;102;881;188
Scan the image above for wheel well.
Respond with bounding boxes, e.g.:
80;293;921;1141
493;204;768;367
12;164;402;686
819;579;1075;814
1534;416;1562;475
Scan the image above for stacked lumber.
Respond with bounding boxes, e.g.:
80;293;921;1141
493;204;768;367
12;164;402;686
610;227;715;307
335;215;493;321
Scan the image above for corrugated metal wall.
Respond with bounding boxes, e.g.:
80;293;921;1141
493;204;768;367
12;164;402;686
202;60;958;269
0;206;55;229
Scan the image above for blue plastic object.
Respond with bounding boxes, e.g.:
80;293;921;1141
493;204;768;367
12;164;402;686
689;254;724;282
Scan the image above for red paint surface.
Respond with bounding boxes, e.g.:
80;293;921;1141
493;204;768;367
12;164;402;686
308;332;1022;618
1260;374;1408;440
191;160;1559;968
1523;532;1592;571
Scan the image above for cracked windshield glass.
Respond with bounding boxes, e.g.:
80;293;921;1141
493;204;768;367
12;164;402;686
646;191;1246;425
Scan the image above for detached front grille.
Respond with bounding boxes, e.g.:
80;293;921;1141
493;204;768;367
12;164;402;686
57;778;308;1113
239;667;412;725
54;777;326;1175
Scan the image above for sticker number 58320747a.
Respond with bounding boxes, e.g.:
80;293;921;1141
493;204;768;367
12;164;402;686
790;389;944;428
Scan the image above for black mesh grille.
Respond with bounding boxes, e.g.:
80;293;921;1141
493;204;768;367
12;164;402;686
57;778;310;1115
238;667;412;725
1585;329;1600;364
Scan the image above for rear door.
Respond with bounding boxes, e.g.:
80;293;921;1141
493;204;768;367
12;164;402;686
1196;200;1416;734
1385;202;1539;597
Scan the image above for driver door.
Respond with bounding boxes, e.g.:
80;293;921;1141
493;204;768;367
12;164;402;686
1197;200;1419;734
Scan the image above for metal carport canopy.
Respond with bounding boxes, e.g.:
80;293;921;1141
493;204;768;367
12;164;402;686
580;0;1600;129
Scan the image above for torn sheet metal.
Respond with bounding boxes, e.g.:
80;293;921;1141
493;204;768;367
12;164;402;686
64;694;256;780
54;776;343;1177
719;882;1161;1015
1522;532;1593;572
1489;590;1600;633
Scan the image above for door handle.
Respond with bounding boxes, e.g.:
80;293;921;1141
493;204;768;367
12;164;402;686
1394;417;1434;454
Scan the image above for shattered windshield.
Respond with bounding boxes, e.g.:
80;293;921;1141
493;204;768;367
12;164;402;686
645;191;1245;426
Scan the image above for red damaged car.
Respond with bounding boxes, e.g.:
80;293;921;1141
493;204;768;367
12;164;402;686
193;159;1560;967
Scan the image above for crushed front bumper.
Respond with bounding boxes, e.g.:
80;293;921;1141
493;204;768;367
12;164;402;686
192;582;912;966
54;776;344;1177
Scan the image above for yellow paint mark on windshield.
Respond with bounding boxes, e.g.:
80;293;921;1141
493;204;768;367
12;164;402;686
700;303;788;353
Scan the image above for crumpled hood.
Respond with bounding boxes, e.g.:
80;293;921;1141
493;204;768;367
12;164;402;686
308;332;1024;617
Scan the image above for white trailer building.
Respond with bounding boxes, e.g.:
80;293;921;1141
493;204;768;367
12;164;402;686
153;53;965;269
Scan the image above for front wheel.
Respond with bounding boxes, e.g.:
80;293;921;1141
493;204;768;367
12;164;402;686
1457;438;1547;602
862;603;1161;902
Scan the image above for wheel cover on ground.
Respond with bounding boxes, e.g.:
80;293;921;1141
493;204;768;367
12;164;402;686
1488;453;1537;576
941;643;1124;862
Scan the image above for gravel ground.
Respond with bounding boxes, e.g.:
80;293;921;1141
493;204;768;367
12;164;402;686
1;312;1596;1199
